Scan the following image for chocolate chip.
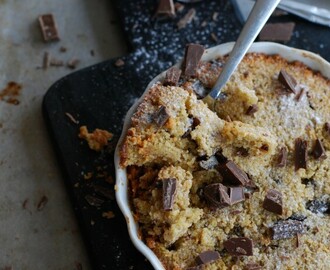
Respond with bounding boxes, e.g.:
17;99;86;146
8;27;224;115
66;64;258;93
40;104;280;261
244;263;262;270
164;66;182;86
277;147;288;167
162;178;177;211
153;105;170;127
246;104;258;116
259;22;295;42
223;237;253;256
270;220;304;240
38;14;60;42
219;161;250;186
312;139;326;159
306;199;329;215
177;8;196;29
182;44;205;78
278;69;298;94
204;183;230;209
294;138;307;171
199;156;219;170
155;0;175;17
263;189;283;215
229;186;245;205
195;250;220;266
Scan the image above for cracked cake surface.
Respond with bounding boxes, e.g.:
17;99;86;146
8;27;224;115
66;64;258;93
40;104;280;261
119;51;330;270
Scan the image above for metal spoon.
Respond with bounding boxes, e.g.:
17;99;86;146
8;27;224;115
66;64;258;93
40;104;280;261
203;0;281;108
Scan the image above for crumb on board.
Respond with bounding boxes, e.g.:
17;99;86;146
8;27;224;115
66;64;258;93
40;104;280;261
65;112;79;124
78;126;113;151
37;195;48;211
0;81;22;105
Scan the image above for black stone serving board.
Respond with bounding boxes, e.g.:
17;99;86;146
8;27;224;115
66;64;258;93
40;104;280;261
42;1;330;269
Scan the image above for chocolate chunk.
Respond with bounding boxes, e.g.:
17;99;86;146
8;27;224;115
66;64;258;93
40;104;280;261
219;161;250;186
246;104;258;116
182;44;205;77
306;199;329;215
177;8;196;29
195;250;220;266
278;69;298;94
38;14;60;42
229;186;245;205
270;220;304;240
162;178;177;211
277;147;288;167
312;139;326;159
153;105;170;127
164;66;182;86
155;0;175;17
259;22;295;42
263;189;283;215
244;263;262;270
295;86;306;101
204;183;230;209
223;237;253;256
199;156;219;170
324;122;330;136
294;138;308;170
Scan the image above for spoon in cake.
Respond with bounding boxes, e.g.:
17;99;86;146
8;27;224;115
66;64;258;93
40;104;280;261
203;0;281;109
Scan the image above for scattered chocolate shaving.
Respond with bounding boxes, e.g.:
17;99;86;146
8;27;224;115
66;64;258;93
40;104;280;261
306;199;329;215
37;195;48;211
67;59;80;69
294;138;308;170
38;14;60;42
278;69;298;94
174;2;184;12
182;43;204;77
43;51;50;69
246;104;258;116
204;183;230;209
312;139;326;159
114;59;125;67
244;263;262;270
223;237;253;256
219;161;250;186
229;186;245;205
0;81;22;105
155;0;175;17
259;22;295;42
177;8;196;29
65;112;79;124
296;233;300;248
152;105;170;127
270;219;304;240
263;189;283;215
164;66;182;86
324;122;330;136
162;178;177;211
295;86;306;101
22;199;29;209
210;32;218;43
195;250;220;266
199;156;219;170
277;147;288;167
85;195;104;207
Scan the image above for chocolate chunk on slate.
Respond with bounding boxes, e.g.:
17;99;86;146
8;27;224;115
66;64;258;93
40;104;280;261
223;237;253;256
204;183;230;209
246;104;258;116
277;147;288;167
324;122;330;136
177;8;196;29
219;161;250;186
263;189;283;215
164;66;182;86
278;69;298;94
294;138;308;171
229;186;245;205
162;178;177;211
155;0;175;17
270;220;304;240
199;156;219;170
195;250;220;266
153;105;170;127
182;44;205;78
244;263;262;270
259;22;295;42
38;14;60;42
312;139;326;159
306;199;329;215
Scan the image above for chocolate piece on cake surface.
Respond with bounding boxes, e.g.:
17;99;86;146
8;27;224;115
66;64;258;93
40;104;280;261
164;66;182;86
278;69;298;94
294;138;308;170
162;178;177;211
38;14;60;42
182;44;205;77
195;250;220;266
229;186;245;205
204;183;230;209
270;219;304;240
263;189;283;215
153;105;170;127
223;237;253;256
312;139;326;159
219;160;250;186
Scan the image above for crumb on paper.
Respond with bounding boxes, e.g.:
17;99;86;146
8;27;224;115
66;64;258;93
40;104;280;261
102;211;115;219
78;126;113;152
0;82;22;105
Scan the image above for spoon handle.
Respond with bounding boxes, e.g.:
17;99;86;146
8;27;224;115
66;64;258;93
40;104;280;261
208;0;281;100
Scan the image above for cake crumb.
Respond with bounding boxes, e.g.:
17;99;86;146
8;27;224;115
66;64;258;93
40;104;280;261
78;126;113;152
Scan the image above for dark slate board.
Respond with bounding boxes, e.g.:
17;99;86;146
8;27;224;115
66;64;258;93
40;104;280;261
42;0;330;269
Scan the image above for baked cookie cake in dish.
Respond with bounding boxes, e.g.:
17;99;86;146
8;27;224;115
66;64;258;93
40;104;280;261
115;42;330;270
